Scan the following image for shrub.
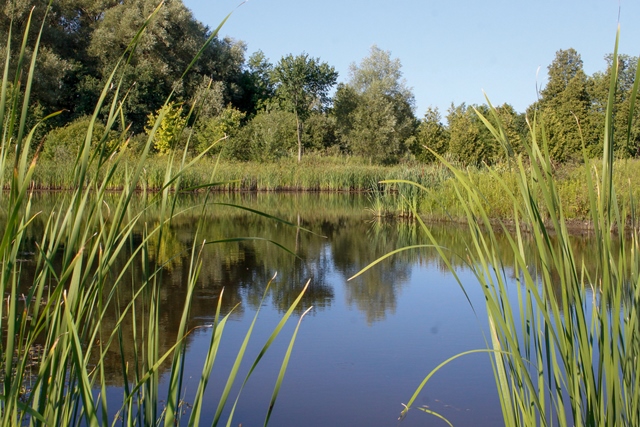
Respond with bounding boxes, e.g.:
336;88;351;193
145;102;187;154
194;105;246;156
235;108;297;162
43;116;116;161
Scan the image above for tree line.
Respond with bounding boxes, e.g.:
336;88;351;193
3;1;640;165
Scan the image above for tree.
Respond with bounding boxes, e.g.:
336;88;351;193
87;0;246;130
236;50;275;115
348;45;411;98
589;54;640;158
347;91;412;164
1;0;248;132
476;103;527;161
533;48;593;161
411;107;449;163
0;0;106;123
334;46;416;164
271;53;338;162
492;103;527;158
447;103;496;166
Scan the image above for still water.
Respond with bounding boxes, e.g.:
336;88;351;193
23;192;596;426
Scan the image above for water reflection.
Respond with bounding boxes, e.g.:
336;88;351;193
12;191;613;411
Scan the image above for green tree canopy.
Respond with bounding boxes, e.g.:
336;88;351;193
236;50;275;116
1;0;248;133
411;107;449;163
448;103;486;166
334;46;416;164
86;0;246;130
589;54;640;157
271;53;338;162
533;48;593;161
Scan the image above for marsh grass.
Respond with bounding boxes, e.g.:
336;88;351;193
355;28;640;426
0;4;310;426
12;153;449;192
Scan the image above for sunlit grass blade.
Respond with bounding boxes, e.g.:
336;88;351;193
399;349;498;422
225;280;311;427
347;245;436;280
263;305;313;427
211;275;277;426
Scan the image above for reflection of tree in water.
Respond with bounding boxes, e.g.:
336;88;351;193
191;213;335;314
15;192;624;387
330;219;418;324
346;267;410;324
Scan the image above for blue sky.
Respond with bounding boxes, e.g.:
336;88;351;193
184;0;640;118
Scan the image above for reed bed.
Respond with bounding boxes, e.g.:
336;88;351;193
20;151;640;224
14;153;453;193
0;5;310;426
356;30;640;426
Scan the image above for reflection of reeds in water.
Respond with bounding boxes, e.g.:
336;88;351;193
0;8;309;426
366;178;425;219
390;32;640;427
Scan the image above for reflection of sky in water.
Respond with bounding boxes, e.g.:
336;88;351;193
168;261;503;427
19;193;567;426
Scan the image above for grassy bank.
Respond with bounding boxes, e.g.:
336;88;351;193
16;151;640;223
15;152;452;192
418;158;640;224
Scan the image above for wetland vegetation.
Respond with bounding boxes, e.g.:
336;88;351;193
2;1;640;426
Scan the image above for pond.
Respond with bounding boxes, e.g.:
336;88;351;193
18;191;598;426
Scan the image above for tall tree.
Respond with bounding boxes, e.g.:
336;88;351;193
0;0;112;121
271;53;338;162
411;107;449;163
447;103;487;166
533;48;592;161
87;0;246;130
236;50;275;115
335;46;416;164
589;54;640;158
2;0;247;132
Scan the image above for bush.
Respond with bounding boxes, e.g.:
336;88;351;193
235;108;297;162
43;116;115;161
194;105;246;156
145;102;187;154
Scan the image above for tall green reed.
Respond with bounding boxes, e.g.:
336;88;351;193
355;28;640;426
0;3;309;426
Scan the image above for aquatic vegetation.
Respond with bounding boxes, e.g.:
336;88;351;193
357;29;640;426
0;4;309;426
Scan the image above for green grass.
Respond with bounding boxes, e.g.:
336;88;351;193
15;150;640;225
416;158;640;223
0;5;310;426
11;152;452;192
15;118;640;224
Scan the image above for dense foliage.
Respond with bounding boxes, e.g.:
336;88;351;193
3;1;640;166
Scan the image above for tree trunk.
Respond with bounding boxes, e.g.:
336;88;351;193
296;113;302;162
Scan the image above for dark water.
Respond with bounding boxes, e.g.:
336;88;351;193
17;192;599;426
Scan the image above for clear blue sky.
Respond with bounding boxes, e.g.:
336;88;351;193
184;0;640;117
